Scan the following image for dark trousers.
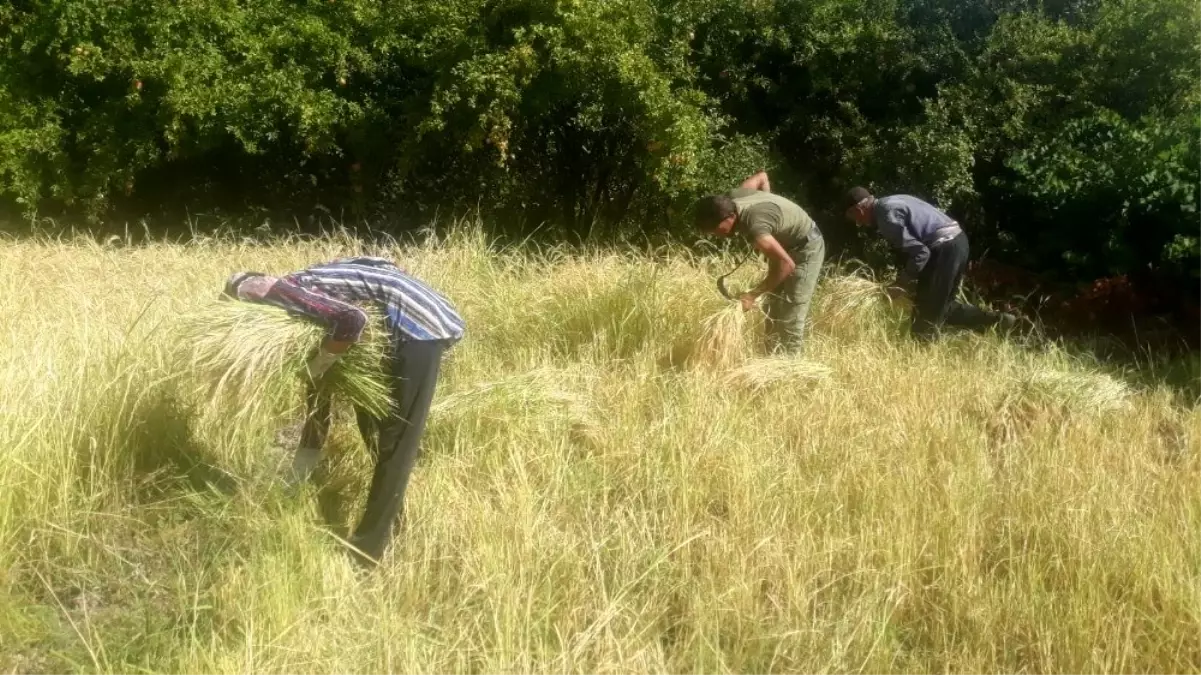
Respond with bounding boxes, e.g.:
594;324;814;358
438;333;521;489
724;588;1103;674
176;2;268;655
301;338;448;563
912;234;1000;340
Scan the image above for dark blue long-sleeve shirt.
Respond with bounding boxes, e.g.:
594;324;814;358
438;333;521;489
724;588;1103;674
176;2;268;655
872;195;961;285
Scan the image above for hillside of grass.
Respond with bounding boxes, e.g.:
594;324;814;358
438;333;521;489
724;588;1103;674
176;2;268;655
1;227;1197;673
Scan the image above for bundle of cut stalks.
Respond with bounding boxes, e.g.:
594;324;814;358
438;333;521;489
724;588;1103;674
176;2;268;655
180;301;392;420
723;357;833;391
811;274;892;331
1018;368;1131;414
689;305;758;369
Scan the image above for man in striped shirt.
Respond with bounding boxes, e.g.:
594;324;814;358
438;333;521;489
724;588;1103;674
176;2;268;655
223;256;464;565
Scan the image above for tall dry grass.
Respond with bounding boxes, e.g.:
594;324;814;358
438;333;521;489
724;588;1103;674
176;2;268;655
0;224;1197;673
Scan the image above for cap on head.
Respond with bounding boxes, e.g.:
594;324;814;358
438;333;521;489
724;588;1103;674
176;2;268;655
845;186;873;210
222;271;264;300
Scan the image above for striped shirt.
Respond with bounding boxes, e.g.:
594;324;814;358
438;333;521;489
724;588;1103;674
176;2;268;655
266;256;465;343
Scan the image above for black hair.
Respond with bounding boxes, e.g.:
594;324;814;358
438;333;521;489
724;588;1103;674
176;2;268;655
845;186;873;209
221;271;267;300
693;195;737;230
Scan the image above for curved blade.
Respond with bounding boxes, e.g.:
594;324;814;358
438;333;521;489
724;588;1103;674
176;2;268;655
717;276;735;300
715;249;753;301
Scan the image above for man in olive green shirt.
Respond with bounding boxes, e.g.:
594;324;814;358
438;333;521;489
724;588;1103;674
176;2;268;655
693;171;826;353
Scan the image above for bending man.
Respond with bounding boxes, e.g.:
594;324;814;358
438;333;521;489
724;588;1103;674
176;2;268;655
694;171;826;353
222;256;464;565
844;187;1015;340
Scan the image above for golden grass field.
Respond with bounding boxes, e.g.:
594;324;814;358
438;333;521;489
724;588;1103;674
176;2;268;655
0;226;1197;673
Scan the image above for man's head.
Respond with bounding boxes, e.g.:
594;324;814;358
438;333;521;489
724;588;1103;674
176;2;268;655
221;271;277;301
693;195;739;237
844;186;875;226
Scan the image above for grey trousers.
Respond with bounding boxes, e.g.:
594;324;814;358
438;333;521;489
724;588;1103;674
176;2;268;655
764;233;826;354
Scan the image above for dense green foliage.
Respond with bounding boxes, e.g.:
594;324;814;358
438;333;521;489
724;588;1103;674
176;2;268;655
0;0;1197;286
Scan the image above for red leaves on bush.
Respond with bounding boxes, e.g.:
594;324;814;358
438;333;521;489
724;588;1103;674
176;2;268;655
967;261;1199;348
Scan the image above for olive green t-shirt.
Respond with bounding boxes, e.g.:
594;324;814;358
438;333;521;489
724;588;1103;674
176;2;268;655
726;187;816;253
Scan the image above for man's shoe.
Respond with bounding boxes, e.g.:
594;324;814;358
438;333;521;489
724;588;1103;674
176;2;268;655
996;312;1019;333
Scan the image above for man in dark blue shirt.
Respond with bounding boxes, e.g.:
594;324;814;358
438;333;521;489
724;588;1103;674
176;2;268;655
845;187;1016;340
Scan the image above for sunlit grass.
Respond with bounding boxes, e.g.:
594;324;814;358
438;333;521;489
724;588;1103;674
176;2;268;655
0;224;1197;673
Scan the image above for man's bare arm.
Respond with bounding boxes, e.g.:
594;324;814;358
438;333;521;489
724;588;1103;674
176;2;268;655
739;170;771;193
748;234;795;297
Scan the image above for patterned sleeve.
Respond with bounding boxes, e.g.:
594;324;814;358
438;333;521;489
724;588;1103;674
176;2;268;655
263;278;368;342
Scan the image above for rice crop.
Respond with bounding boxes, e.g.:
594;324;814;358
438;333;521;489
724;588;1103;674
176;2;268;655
0;224;1196;674
180;300;393;420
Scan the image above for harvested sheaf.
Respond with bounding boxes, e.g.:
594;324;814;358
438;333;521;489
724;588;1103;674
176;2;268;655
431;366;604;449
723;357;834;391
690;305;757;369
811;272;897;340
822;273;885;309
179;301;392;420
431;367;594;417
1018;368;1132;414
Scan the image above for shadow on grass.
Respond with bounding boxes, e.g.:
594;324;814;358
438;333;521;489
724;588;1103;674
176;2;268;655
122;394;239;499
314;466;355;538
70;382;238;502
312;439;374;541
